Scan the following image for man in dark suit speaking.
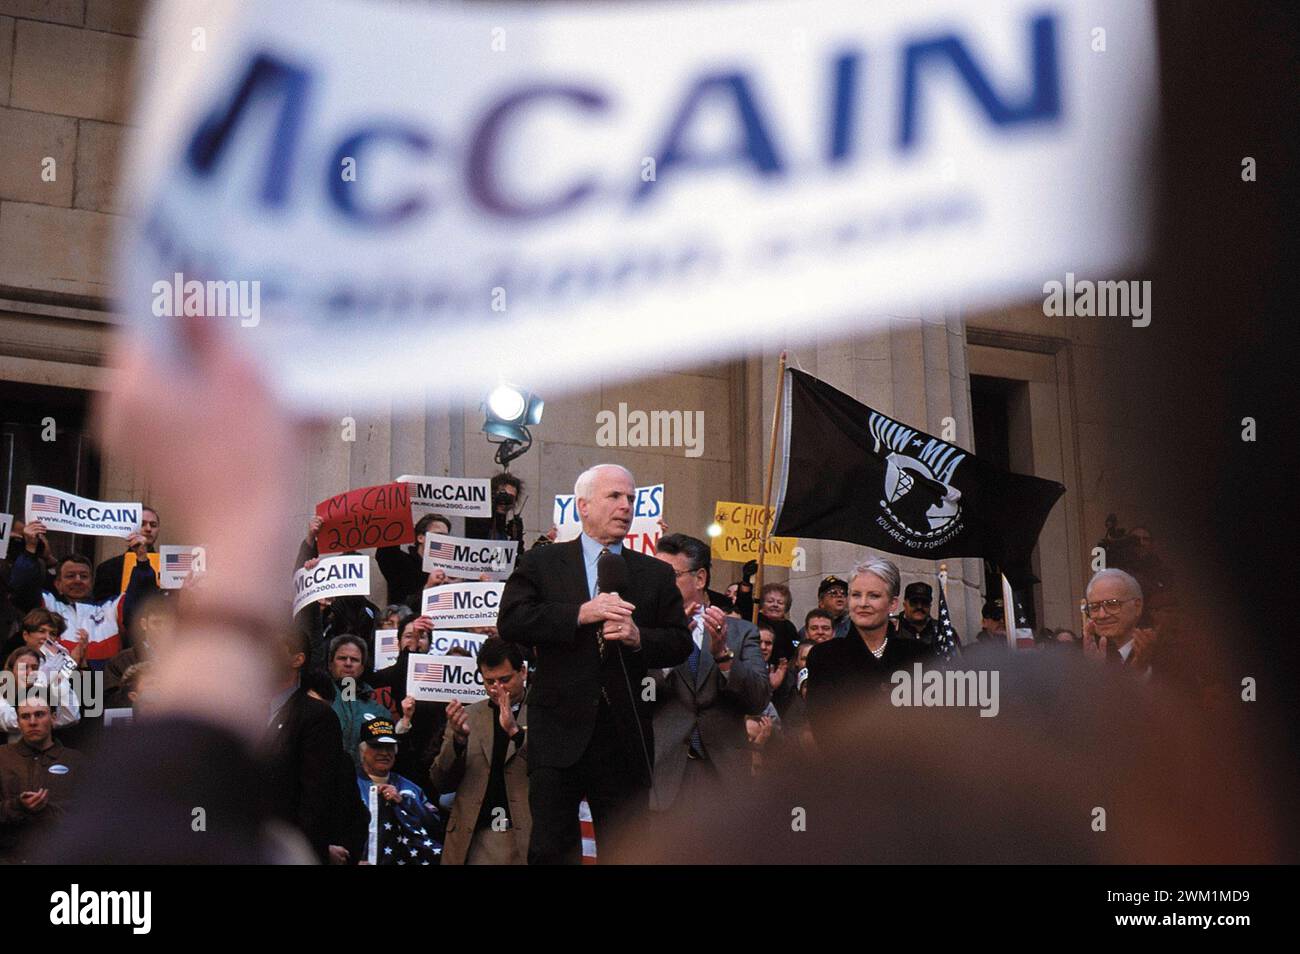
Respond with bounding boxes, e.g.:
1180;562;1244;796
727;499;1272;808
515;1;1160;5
497;464;691;864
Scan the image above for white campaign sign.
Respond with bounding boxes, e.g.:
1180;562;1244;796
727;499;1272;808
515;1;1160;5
377;625;484;663
103;708;135;729
159;545;205;589
406;653;488;705
0;513;11;552
553;483;663;555
374;628;400;670
421;581;503;628
427;630;487;658
24;486;142;539
121;0;1156;410
398;475;491;519
423;533;517;581
293;555;370;616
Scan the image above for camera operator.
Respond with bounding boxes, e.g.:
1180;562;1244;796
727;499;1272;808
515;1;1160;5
465;473;525;545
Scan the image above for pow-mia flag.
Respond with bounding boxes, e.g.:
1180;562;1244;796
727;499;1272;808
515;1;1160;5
771;370;1064;571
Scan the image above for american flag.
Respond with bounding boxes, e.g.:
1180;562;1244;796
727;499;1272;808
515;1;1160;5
579;799;598;864
412;661;445;683
425;538;457;559
935;575;960;661
425;592;455;612
165;552;194;572
373;792;443;866
30;493;60;514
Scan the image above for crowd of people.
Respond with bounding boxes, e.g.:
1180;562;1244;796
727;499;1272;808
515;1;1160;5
0;450;1197;864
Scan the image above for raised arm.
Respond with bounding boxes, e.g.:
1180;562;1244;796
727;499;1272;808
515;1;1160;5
719;623;772;715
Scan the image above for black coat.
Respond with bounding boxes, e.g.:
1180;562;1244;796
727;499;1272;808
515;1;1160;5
92;552;128;603
805;631;931;740
464;515;524;545
39;719;276;864
895;614;962;653
375;545;426;611
496;539;691;786
263;687;360;863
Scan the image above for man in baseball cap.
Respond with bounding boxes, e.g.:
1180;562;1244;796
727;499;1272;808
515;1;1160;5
976;598;1005;645
356;715;444;864
894;581;961;653
798;576;852;640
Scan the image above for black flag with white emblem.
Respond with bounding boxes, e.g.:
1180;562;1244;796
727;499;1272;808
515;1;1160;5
771;369;1064;571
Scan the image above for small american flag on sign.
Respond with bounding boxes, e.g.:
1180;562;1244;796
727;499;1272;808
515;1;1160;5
165;552;194;572
30;493;60;514
425;539;457;559
426;592;455;611
412;661;445;684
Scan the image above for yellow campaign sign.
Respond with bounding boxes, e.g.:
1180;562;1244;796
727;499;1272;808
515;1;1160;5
118;551;161;593
711;501;798;567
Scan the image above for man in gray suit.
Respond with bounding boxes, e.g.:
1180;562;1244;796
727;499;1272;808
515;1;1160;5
649;534;770;815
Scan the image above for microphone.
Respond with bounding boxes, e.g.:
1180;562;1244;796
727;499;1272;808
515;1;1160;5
595;546;655;788
596;549;628;648
596;549;629;595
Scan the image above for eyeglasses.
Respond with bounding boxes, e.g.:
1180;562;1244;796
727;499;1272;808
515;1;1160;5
1079;598;1139;618
906;599;931;607
673;567;703;578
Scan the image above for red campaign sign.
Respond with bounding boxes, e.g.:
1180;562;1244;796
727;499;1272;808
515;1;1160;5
315;482;415;554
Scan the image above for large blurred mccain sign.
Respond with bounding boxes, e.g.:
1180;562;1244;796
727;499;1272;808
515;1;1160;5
122;0;1156;408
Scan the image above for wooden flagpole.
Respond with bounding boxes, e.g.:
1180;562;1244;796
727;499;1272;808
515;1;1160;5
753;351;788;625
1000;571;1018;649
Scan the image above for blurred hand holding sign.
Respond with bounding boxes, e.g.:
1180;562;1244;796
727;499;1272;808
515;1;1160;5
122;0;1155;409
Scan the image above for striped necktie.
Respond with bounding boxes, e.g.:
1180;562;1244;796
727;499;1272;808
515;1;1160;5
687;612;704;755
596;547;609;660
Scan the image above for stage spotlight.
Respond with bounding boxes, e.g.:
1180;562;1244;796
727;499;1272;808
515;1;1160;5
482;384;543;466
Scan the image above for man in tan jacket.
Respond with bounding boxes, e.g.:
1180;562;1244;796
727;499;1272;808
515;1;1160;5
429;637;531;864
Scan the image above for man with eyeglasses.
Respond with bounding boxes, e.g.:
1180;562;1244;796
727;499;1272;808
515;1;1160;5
648;533;769;817
893;582;960;655
1080;569;1155;674
797;576;853;640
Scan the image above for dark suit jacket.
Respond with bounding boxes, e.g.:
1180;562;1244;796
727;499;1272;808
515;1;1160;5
263;687;354;863
93;552;128;603
649;616;770;811
805;632;930;740
496;539;691;786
